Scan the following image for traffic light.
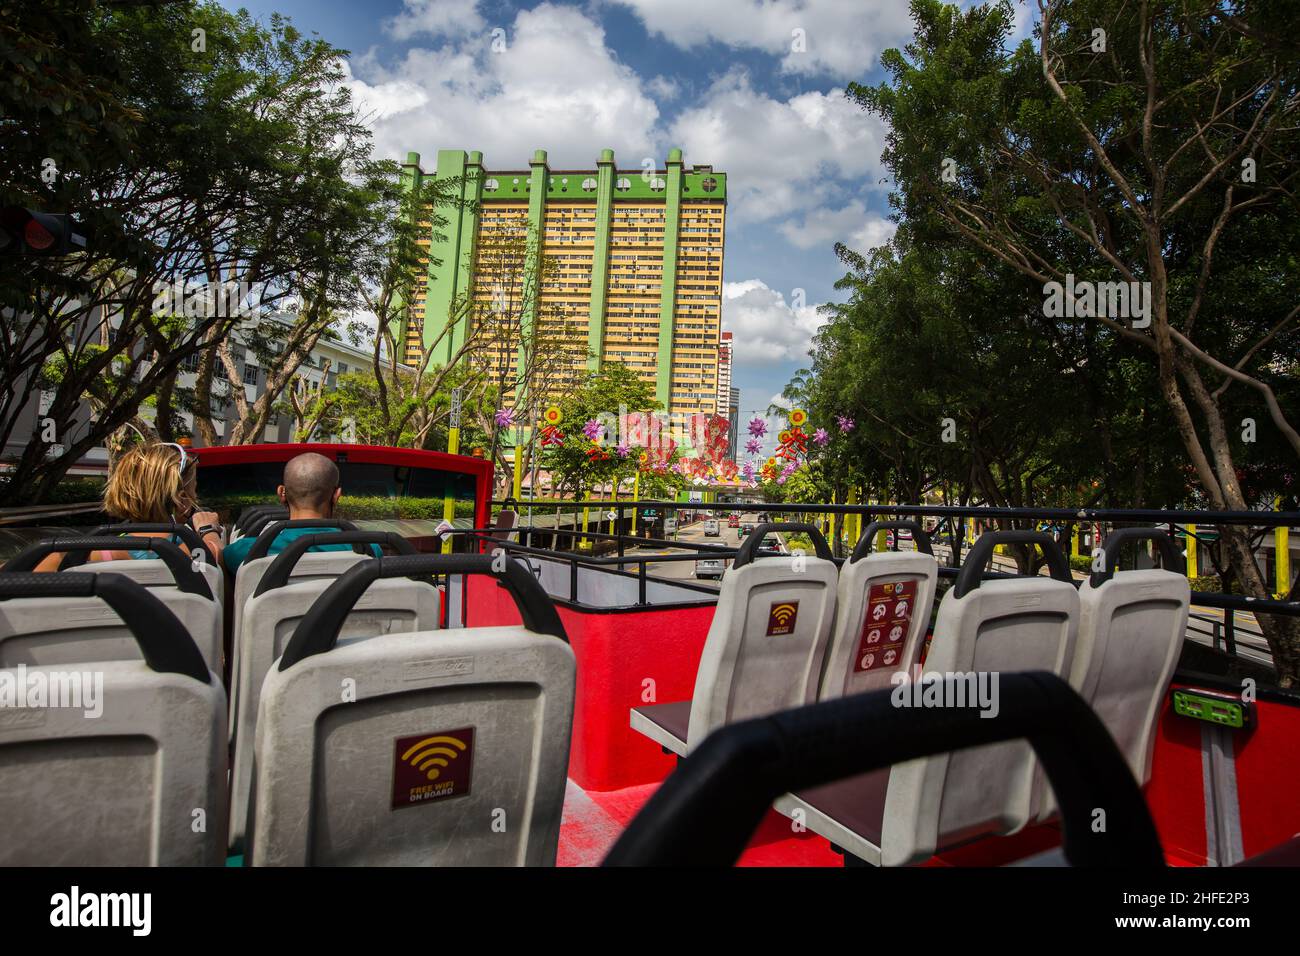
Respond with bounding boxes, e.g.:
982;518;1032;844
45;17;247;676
0;207;87;256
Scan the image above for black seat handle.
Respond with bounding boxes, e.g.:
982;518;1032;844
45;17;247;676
852;520;934;560
59;523;210;567
254;531;417;596
237;505;289;536
278;553;567;672
1;537;213;600
733;523;833;568
603;671;1163;867
953;530;1073;598
0;573;210;683
1091;528;1186;586
244;518;359;560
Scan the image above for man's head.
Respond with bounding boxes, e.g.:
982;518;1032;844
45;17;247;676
278;452;341;518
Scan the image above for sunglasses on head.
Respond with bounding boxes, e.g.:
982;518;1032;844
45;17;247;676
159;442;194;474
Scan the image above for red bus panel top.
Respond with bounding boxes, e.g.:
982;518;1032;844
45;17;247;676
192;443;492;530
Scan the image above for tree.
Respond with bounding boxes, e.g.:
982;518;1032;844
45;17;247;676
544;363;660;499
0;3;383;500
847;0;1300;681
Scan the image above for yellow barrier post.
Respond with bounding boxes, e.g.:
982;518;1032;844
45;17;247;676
631;472;639;536
441;389;462;555
1275;497;1290;599
1185;523;1198;579
581;490;591;550
1072;524;1081;558
511;424;524;501
845;489;858;549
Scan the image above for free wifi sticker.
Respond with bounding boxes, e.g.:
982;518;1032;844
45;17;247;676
766;600;800;636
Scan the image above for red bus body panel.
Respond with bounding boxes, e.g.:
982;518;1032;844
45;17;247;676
191;443;493;530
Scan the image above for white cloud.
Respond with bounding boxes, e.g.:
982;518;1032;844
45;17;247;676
607;0;915;79
768;392;792;409
350;3;661;167
779;200;896;252
668;70;888;223
383;0;486;41
722;278;827;364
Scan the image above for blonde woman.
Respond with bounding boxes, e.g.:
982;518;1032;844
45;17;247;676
35;442;222;571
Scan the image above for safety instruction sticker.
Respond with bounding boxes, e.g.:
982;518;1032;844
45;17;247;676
766;600;800;636
854;581;916;673
392;727;475;809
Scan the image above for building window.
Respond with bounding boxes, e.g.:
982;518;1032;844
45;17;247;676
243;364;259;386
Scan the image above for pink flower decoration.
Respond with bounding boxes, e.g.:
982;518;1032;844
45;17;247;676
744;437;763;455
616;443;629;458
582;419;603;442
747;417;767;439
494;408;514;428
813;427;829;446
836;414;855;433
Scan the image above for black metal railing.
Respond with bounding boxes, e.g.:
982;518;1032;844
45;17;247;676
469;499;1299;665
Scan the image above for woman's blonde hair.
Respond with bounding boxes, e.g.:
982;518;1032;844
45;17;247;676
103;443;196;522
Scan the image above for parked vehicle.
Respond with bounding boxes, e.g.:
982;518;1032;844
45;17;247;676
694;555;727;579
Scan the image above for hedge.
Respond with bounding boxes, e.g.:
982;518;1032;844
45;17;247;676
207;495;477;524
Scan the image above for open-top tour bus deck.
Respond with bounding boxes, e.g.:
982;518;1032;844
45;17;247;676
0;443;1297;868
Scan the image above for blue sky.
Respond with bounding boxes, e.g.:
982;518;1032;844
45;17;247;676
221;0;1033;443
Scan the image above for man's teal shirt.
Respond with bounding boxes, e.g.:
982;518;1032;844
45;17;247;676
223;526;382;573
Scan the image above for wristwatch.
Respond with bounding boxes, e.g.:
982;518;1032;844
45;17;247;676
196;524;223;538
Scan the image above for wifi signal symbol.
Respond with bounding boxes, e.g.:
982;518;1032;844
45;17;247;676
772;603;797;626
401;735;468;781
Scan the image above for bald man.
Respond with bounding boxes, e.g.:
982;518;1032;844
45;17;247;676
222;452;381;573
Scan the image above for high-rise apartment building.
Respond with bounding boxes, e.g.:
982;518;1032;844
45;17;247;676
727;386;741;463
716;331;733;414
399;148;726;419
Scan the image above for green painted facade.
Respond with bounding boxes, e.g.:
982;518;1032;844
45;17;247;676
586;148;616;372
654;148;684;409
400;148;726;417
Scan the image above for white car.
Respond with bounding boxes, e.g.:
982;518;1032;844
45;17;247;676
695;555;727;579
703;519;720;536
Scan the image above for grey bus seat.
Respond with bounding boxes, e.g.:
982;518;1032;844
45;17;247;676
1060;529;1188;799
1;537;222;672
0;573;227;865
605;672;1163;868
231;505;289;542
230;518;365;647
776;531;1079;866
819;521;939;700
65;522;224;603
246;554;574;866
490;509;519;542
228;532;438;851
630;523;838;756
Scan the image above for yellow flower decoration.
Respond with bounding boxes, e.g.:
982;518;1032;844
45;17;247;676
789;408;808;427
543;406;563;425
